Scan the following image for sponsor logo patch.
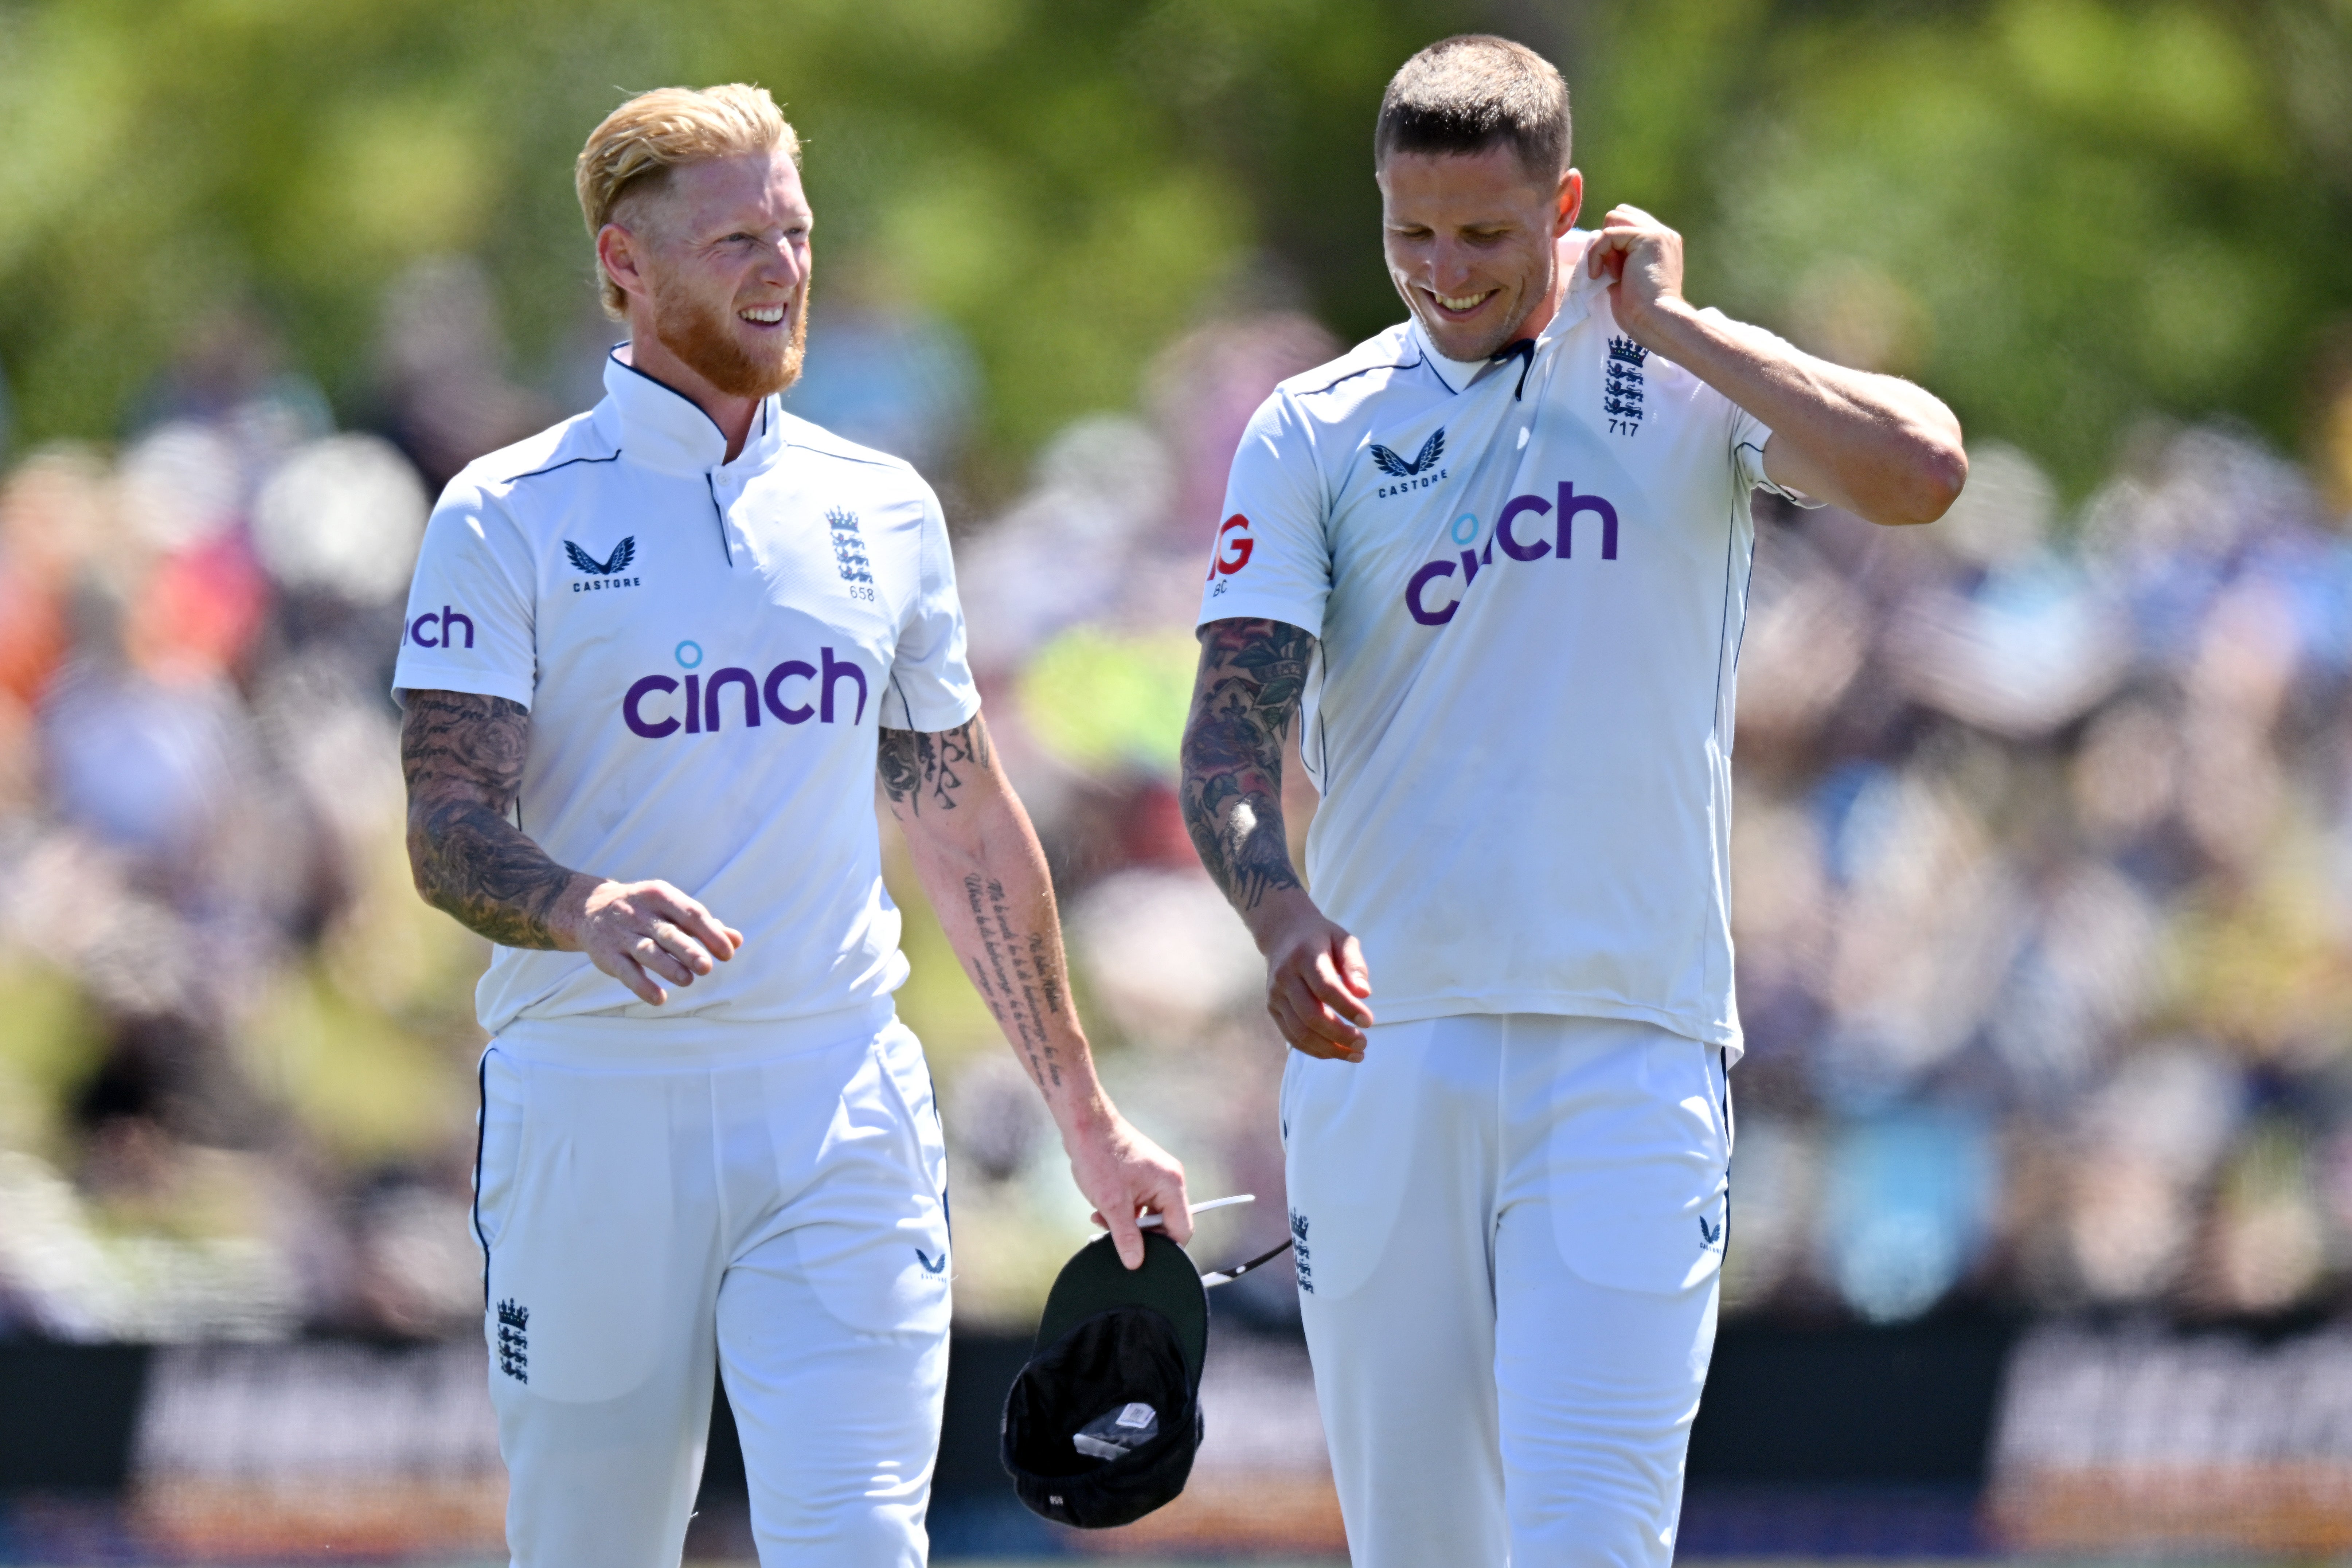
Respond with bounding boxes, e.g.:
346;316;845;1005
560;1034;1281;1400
1403;480;1624;626
1206;513;1253;596
1370;428;1450;497
621;643;870;738
407;605;476;649
566;536;641;592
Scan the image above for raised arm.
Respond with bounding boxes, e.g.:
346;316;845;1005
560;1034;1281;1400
1582;206;1968;527
401;689;741;1004
877;713;1190;1267
1179;619;1374;1063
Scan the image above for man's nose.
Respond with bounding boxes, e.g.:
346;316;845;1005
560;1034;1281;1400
760;237;805;287
1425;238;1477;291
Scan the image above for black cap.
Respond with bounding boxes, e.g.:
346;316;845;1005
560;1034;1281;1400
999;1230;1207;1529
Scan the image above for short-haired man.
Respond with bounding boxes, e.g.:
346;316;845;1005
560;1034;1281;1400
396;84;1190;1568
1180;36;1964;1567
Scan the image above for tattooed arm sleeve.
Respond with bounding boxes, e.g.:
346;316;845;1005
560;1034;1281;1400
1179;618;1312;913
879;714;1084;1096
401;690;583;948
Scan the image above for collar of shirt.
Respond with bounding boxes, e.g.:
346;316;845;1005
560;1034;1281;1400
1409;230;1607;395
597;345;784;477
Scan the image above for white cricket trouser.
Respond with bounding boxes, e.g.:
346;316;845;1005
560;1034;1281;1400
1282;1012;1730;1568
473;1003;953;1568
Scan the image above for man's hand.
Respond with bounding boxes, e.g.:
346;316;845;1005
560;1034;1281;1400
563;878;744;1006
1578;203;1966;525
403;690;744;1000
1070;1109;1194;1270
1584;204;1688;349
1253;889;1374;1062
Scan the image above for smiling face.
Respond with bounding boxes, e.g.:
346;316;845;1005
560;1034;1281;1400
1378;144;1580;362
608;148;812;400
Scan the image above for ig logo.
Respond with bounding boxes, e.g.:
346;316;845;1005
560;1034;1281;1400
1206;513;1254;582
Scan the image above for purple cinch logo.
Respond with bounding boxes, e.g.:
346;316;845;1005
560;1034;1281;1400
408;605;475;649
622;646;868;738
1404;481;1621;627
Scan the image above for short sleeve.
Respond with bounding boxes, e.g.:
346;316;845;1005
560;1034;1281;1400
391;477;538;708
1707;310;1824;508
1197;391;1332;637
879;485;982;732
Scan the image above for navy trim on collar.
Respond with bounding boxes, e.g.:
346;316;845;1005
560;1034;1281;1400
610;351;732;444
1298;356;1422;400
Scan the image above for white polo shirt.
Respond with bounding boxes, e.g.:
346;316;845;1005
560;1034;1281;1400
1199;241;1810;1056
394;349;980;1038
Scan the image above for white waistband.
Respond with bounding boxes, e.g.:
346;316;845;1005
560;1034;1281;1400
495;998;898;1069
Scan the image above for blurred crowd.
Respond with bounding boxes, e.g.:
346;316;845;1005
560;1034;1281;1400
4;250;2352;1341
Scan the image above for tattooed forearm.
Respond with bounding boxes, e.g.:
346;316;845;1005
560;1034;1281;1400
887;712;1091;1098
877;717;992;820
401;690;580;949
1180;619;1313;911
961;872;1067;1090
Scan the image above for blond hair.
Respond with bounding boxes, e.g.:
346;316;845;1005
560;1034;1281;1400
575;84;801;318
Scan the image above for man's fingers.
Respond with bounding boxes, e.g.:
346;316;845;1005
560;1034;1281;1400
1104;1207;1145;1271
642;889;737;963
1289;988;1365;1049
602;950;668;1006
648;919;716;976
1338;935;1372;998
1267;995;1325;1057
1278;993;1364;1059
628;934;696;986
1157;1181;1196;1245
1303;952;1375;1026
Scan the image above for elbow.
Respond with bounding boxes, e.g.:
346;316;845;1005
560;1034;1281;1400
1871;430;1969;528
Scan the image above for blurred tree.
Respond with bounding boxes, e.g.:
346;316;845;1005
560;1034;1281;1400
0;0;2345;499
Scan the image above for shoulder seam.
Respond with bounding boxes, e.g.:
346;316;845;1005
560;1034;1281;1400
504;448;624;484
1296;357;1421;399
779;439;909;472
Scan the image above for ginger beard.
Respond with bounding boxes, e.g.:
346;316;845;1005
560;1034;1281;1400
649;271;809;400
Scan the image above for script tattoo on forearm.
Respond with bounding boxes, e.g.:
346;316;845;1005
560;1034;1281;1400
961;873;1066;1091
401;690;576;949
1181;618;1312;911
877;717;991;820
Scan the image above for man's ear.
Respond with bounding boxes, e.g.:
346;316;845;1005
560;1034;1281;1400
597;222;652;307
1555;168;1584;236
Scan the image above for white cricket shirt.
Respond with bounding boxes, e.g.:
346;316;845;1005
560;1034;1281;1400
394;349;980;1037
1199;241;1810;1055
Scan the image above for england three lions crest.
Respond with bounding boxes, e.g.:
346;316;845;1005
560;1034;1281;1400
1603;338;1646;437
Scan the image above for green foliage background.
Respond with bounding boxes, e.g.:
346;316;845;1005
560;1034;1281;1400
1;0;2347;496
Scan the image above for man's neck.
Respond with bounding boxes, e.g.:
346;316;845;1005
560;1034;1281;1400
620;331;757;462
1513;235;1585;346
